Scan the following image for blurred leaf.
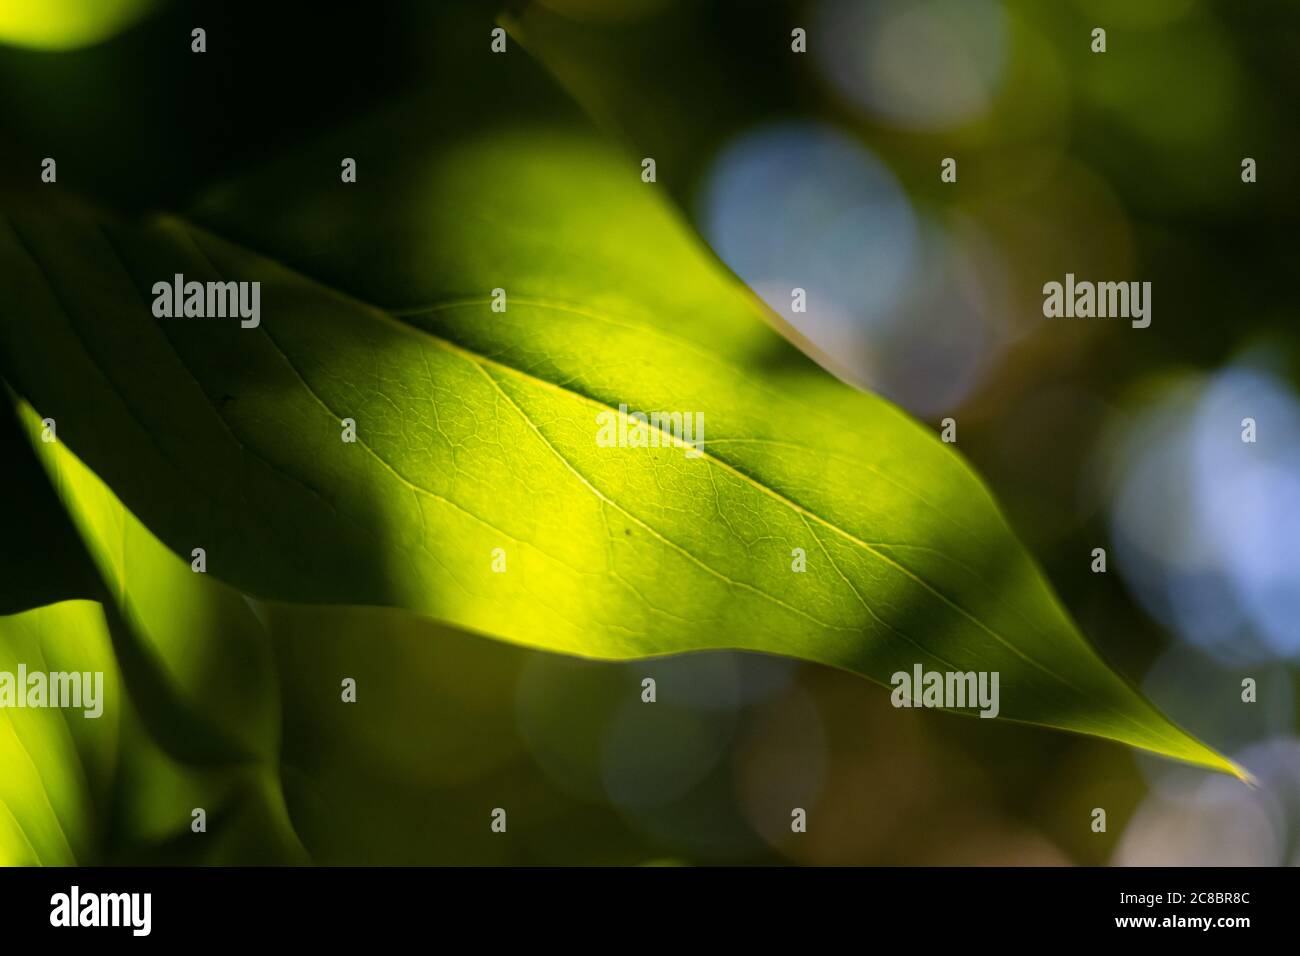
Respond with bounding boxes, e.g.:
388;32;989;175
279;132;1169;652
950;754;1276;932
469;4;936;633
0;596;304;865
0;59;1241;776
0;402;100;614
0;0;158;52
7;401;311;863
12;400;653;863
12;396;279;764
0;600;117;864
0;1;469;213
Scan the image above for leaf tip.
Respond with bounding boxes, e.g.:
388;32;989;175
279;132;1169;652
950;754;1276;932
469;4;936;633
1233;762;1260;789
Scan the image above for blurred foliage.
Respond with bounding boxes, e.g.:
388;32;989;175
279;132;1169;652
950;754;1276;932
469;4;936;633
0;0;157;52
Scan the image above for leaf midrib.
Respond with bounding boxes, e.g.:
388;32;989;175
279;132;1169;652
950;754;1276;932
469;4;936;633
175;227;860;634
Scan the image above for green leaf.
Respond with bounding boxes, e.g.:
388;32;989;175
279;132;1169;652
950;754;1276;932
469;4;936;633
6;400;310;865
8;393;281;765
0;401;101;614
0;412;304;864
0;598;306;865
0;54;1241;776
11;404;662;863
0;600;117;864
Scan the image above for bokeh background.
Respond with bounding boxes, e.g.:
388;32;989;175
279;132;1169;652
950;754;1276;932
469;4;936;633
502;0;1300;866
1;0;1298;865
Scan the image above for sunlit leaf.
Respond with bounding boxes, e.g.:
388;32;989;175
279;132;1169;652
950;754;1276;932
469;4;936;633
0;50;1242;777
0;403;99;614
0;600;117;865
12;409;660;862
0;594;303;865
